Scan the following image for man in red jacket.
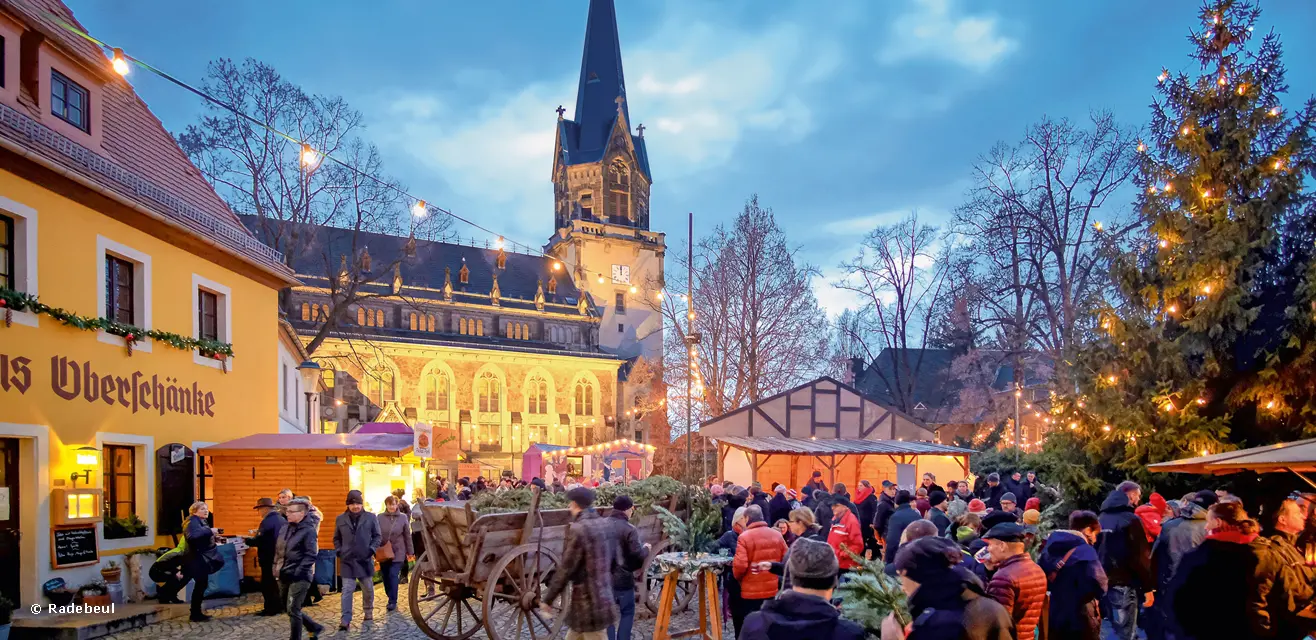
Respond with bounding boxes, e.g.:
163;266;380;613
828;498;864;573
731;505;787;638
983;522;1047;639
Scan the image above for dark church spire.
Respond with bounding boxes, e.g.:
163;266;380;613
573;0;628;157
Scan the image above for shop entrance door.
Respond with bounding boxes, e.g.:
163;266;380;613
0;438;20;605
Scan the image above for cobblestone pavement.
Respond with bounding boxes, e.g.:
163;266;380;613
104;582;734;639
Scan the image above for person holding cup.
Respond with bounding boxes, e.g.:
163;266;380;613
731;505;787;637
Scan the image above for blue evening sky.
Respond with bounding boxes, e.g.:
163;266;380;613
68;0;1316;314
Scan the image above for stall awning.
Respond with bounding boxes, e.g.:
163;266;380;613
714;436;975;456
1148;437;1316;475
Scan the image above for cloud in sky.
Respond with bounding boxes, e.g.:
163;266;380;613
878;0;1018;72
371;4;844;236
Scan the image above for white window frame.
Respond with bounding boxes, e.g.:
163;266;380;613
96;235;152;353
95;432;155;551
0;196;38;327
191;274;233;370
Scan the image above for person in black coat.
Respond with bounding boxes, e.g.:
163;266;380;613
149;541;187;604
183;502;221;622
887;537;1014;640
1097;482;1153;640
749;483;771;516
872;481;897;557
812;490;835;533
855;480;880;559
334;490;382;630
722;489;747;535
768;485;793;526
245;497;287;616
1039;511;1108;640
1167;502;1264;640
883;490;921;565
978;473;1006;510
927;491;952;536
276;498;324;640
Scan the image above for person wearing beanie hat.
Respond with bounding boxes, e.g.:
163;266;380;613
982;522;1047;639
334;490;381;630
1025;497;1041;512
968;498;988;516
1022;509;1041;526
542;485;621;636
1097;481;1153;640
883;489;921;565
927;490;952;536
742;538;865;640
603;494;647;640
982;509;1019;531
886;537;1013;640
982;472;1007;510
998;492;1021;518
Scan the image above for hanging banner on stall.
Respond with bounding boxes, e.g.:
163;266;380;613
413;422;433;459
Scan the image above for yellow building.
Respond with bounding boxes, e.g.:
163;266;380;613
0;0;294;604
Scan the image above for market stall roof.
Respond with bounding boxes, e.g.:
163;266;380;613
528;443;572;453
1148;437;1316;475
714;436;975;456
355;422;413;435
199;433;414;457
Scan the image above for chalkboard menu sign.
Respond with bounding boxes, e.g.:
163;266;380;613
52;525;98;568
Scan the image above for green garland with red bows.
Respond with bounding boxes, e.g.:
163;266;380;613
0;286;234;363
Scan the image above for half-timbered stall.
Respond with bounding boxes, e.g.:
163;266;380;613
700;377;974;491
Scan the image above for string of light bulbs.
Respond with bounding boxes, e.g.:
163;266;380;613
46;12;704;312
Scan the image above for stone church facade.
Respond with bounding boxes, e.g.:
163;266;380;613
252;0;665;478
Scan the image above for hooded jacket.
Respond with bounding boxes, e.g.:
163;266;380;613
739;590;866;640
906;565;1014;640
873;491;897;543
827;508;864;570
884;503;922;564
1135;503;1165;541
603;509;647;593
1153;501;1209;595
1096;489;1153;589
769;492;793;525
1039;530;1108;640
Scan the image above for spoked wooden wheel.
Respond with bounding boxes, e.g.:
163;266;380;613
408;552;484;640
482;544;567;640
640;538;697;614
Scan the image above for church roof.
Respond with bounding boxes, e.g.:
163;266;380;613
239;215;588;313
558;0;651;181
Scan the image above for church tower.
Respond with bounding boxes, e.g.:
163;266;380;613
547;0;665;366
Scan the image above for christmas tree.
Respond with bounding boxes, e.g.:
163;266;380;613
1057;0;1316;480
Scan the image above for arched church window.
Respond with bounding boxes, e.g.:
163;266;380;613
425;371;449;411
478;372;501;413
574;380;594;415
609;159;631;221
526;376;549;414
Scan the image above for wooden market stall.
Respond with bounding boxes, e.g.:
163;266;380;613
1149;437;1316;489
523;439;656;483
198;433;423;552
701;376;974;491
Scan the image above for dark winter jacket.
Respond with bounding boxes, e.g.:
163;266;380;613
603;510;647;592
906;565;1014;640
929;507;953;537
1003;478;1028;504
1168;534;1264;640
717;529;741;602
922;481;945;497
333;510;382;579
1250;530;1316;639
722;492;746;534
740;590;866;640
1096;489;1153;589
873;491;896;543
984;552;1046;639
884;503;922;564
813;492;835;533
543;509;619;632
247;509;286;565
1039;530;1108;640
1153;502;1209;596
856;491;879;546
750;491;771;517
769;493;793;525
275;518;319;583
978;483;1006;511
150;539;186;583
183;514;220;577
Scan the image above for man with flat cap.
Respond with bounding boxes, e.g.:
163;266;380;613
246;497;287;616
982;522;1046;639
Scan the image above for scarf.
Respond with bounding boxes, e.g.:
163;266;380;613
855;485;875;505
1206;527;1258;544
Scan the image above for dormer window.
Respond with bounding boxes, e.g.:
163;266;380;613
459;263;469;284
51;70;88;132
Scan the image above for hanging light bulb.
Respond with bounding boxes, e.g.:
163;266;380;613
1102;425;1112;432
597;273;605;284
495;236;505;250
1093;221;1104;232
1148;185;1158;195
1217;75;1227;86
1201;449;1210;456
1201;189;1211;198
1159;239;1169;248
412;200;427;218
1069;422;1078;430
1167;304;1177;314
1137;141;1147;153
1163;402;1175;412
655;291;664;301
553;261;562;271
111;48;130;76
1202;283;1213;294
1274;158;1285;170
1107;375;1118;384
1157;71;1168;83
629;285;637;294
1266;400;1276;409
1196;397;1206;406
1269;107;1281;117
1181;124;1192;135
687;311;695;320
1236;83;1248;96
301;144;319;166
1164;182;1174;193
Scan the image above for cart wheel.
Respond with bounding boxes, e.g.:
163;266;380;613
640;538;697;615
483;544;567;640
408;551;483;640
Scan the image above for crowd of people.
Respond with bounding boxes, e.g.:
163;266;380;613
145;468;1316;640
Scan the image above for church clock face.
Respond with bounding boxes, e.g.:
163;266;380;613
611;264;631;285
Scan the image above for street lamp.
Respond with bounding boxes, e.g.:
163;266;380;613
70;446;100;488
297;360;322;433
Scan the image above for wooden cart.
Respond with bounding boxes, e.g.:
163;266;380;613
408;488;696;640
